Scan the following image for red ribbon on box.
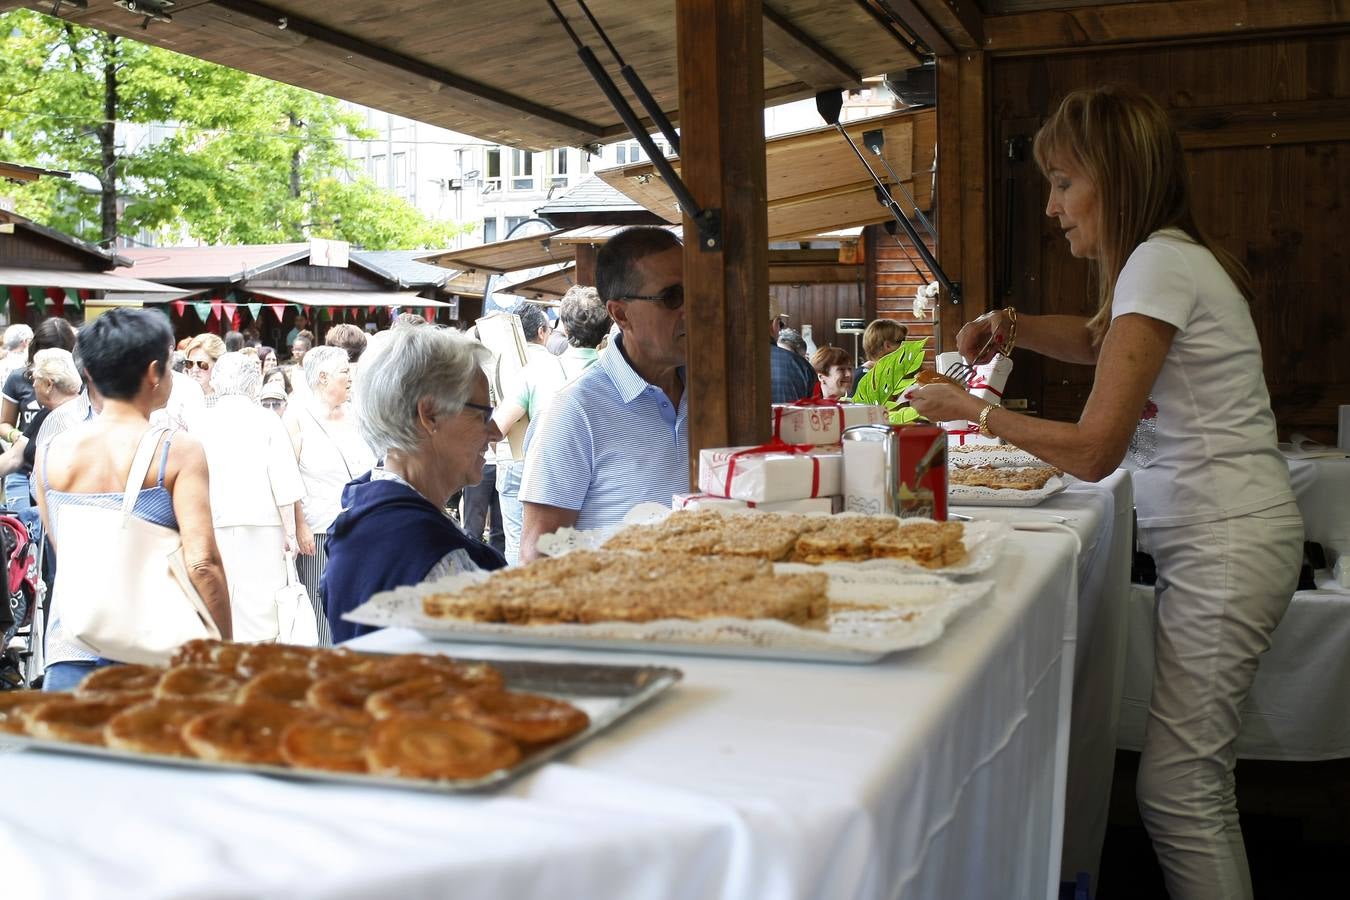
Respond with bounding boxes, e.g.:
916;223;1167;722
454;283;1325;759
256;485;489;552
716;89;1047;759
722;437;823;498
947;427;981;446
966;374;1004;399
772;401;844;446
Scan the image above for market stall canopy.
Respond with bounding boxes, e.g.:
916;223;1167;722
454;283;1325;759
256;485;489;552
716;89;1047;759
598;107;935;240
0;266;186;294
500;265;577;302
13;1;919;150
419;230;572;276
247;288;453;308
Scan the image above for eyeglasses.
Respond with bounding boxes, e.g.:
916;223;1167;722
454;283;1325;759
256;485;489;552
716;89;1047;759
621;283;684;311
462;401;494;424
260;399;286;409
187;359;212;371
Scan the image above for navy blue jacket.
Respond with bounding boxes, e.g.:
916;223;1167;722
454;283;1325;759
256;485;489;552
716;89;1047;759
322;473;506;643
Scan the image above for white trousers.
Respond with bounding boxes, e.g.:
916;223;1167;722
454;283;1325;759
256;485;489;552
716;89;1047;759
1135;500;1303;900
215;524;288;644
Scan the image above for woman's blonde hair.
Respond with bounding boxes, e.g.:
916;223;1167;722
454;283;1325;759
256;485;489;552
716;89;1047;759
861;319;908;362
185;332;227;361
1032;85;1249;345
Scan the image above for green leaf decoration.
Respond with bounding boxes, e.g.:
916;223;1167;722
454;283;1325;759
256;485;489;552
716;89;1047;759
851;338;929;422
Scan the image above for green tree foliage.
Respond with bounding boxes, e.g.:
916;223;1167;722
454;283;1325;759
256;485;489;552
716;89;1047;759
0;9;465;249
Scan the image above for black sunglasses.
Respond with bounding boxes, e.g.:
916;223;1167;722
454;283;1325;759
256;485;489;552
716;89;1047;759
621;283;684;311
462;401;494;424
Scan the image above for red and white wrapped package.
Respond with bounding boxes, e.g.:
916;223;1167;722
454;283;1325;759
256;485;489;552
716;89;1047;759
771;401;886;445
945;426;1003;448
697;440;843;503
672;493;839;514
967;353;1014;406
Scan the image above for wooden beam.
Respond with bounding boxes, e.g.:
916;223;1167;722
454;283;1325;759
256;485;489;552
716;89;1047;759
166;0;604;148
1174;98;1350;150
882;0;985;53
677;0;771;470
984;0;1350;54
762;4;861;89
935;51;990;351
574;244;598;287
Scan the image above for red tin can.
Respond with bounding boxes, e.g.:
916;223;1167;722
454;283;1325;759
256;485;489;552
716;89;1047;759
841;423;947;520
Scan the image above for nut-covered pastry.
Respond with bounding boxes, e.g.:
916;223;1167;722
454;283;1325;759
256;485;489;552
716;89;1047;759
105;699;221;757
365;716;520;780
949;466;1058;490
872;521;967;568
791;516;900;563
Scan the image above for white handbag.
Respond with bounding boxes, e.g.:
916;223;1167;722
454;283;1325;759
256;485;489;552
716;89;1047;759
275;551;319;646
51;426;221;665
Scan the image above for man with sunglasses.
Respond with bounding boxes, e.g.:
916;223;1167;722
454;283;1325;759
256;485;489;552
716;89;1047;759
518;227;689;562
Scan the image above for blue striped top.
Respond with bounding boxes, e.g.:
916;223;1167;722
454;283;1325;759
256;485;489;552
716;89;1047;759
44;435;178;666
519;334;689;531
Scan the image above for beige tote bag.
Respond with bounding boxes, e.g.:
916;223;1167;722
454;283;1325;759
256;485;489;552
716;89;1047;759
52;426;221;665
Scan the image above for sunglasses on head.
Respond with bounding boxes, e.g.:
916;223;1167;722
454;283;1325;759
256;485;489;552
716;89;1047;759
187;359;212;370
621;283;684;311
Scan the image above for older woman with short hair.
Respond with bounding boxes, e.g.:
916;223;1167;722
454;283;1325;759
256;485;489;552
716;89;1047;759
189;352;306;642
285;345;375;643
323;326;505;643
0;348;82;481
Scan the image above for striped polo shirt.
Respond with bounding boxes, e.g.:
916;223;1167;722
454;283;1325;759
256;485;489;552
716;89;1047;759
519;333;689;531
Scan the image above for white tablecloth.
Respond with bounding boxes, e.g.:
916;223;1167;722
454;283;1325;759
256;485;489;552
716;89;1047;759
1;529;1085;900
955;469;1134;887
1286;453;1350;562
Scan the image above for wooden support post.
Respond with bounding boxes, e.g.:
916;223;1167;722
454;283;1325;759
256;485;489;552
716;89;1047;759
935;51;990;350
676;0;771;477
574;243;598;287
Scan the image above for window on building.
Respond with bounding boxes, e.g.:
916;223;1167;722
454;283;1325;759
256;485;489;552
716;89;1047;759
370;154;387;188
550;149;569;188
485;148;502;190
393;152;408;190
615;144;627;165
510;149;536;191
483;218;498;243
629;142;642;162
504;216;529;236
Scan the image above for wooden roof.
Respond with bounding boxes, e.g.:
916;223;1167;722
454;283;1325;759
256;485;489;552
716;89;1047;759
12;0;920;151
598;107;935;240
419;230;574;275
500;265;577;302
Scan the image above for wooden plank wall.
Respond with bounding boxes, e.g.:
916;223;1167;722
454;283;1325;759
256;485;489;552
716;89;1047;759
872;224;939;367
989;32;1350;442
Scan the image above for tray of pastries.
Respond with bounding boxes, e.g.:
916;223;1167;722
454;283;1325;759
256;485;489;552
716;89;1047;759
0;643;680;793
345;548;994;663
541;509;1010;577
948;465;1068;507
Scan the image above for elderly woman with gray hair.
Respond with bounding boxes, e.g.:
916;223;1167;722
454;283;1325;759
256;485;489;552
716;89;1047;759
285;345;375;643
187;352;307;642
323;326;505;643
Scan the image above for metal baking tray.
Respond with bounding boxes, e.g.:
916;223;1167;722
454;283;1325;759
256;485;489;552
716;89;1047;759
6;654;682;793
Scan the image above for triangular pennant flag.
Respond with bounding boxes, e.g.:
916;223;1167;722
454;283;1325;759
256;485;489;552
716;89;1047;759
173;300;187;317
29;287;50;310
368;306;377;316
268;303;286;322
0;285;9;305
323;307;334;321
424;307;435;322
246;303;262;320
192;302;212;322
49;288;65;317
210;298;223;321
222;302;237;324
66;288;82;310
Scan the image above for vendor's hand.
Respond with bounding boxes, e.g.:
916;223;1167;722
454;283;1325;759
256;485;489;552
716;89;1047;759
909;383;984;424
956;309;1012;365
296;522;316;556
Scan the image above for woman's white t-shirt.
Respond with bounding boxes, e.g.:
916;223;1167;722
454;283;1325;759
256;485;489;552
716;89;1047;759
1112;228;1294;528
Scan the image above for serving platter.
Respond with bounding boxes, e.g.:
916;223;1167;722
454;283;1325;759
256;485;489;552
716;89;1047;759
5;654;681;794
346;571;995;664
948;475;1069;508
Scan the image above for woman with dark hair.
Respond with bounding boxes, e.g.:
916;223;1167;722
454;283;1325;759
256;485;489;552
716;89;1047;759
911;85;1300;900
0;317;76;510
810;346;854;400
35;309;231;690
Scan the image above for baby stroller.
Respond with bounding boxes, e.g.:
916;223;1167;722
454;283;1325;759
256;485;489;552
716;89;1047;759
0;511;45;690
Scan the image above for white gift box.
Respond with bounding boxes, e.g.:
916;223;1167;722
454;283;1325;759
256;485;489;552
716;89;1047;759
771;402;886;445
698;444;843;503
672;493;840;514
968;353;1014;406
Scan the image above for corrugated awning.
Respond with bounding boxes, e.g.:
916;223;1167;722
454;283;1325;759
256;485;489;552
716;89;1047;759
248;288;455;308
0;267;185;293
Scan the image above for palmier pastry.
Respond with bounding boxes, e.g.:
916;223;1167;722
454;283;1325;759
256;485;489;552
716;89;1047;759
365;716;520;780
353;654;504;691
280;716;372;773
307;672;410;718
104;699;221;757
75;664;163;702
182;702;303;765
0;691;57;735
170;638;224;667
914;368;968;390
238;670;316;707
156;665;244;702
207;641;250;674
21;698;131;746
365;676;472;720
307;648;366;679
236;644;316;678
447;689;590;746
